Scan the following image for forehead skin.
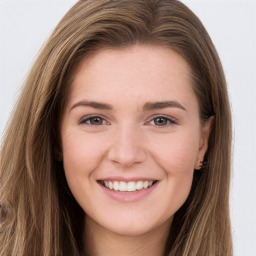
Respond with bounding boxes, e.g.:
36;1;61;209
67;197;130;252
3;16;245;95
66;45;197;117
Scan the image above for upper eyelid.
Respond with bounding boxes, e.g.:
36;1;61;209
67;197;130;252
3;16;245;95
147;114;177;123
80;114;109;124
145;118;177;130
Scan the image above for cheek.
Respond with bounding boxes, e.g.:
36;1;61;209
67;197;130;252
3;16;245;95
61;131;105;182
153;133;199;211
168;144;197;171
165;169;193;216
158;139;197;214
149;132;199;175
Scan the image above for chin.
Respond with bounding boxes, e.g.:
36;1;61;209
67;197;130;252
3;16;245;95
86;211;173;238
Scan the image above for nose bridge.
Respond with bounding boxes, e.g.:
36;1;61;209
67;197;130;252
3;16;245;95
107;123;146;167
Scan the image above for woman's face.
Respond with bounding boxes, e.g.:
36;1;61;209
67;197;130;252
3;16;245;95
61;45;211;236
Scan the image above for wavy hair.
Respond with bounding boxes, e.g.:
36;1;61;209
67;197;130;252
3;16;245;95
0;0;232;255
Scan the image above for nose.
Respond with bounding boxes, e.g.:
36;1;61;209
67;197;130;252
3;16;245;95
107;126;147;167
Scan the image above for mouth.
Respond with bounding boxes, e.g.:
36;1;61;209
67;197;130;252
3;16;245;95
97;180;158;192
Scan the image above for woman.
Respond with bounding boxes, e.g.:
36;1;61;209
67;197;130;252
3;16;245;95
0;0;232;255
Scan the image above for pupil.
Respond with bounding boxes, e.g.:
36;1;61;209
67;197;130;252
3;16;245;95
91;117;102;125
155;117;166;125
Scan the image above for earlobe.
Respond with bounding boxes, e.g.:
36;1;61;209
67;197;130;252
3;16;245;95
195;116;214;170
194;160;204;170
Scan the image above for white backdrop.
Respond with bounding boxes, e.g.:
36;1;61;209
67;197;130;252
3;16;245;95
0;1;255;255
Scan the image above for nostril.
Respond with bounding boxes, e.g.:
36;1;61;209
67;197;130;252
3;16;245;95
106;132;147;166
107;147;147;167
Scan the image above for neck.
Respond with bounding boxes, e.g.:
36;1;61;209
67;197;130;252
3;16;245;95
83;216;172;256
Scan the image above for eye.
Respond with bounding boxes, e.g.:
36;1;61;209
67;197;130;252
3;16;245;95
149;116;176;127
80;116;108;126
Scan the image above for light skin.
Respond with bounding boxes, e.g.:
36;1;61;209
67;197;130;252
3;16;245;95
60;45;212;256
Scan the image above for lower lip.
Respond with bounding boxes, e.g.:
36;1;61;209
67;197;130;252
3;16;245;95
98;182;159;202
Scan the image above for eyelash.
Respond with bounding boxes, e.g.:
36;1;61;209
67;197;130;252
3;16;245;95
147;115;177;127
80;115;177;127
80;115;110;126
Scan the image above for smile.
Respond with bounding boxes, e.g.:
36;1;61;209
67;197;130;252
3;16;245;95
98;180;158;192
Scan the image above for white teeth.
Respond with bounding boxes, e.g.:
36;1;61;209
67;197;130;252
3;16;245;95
136;181;143;190
102;180;155;192
143;181;149;188
119;181;127;192
113;181;119;191
109;181;113;189
127;182;136;191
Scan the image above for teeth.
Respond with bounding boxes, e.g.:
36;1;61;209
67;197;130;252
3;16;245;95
113;181;119;191
127;181;136;191
136;181;143;190
119;181;127;192
101;180;156;192
143;181;149;188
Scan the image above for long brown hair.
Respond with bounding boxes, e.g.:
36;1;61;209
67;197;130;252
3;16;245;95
0;0;232;255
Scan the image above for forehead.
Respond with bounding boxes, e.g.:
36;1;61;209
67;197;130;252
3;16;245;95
74;45;192;81
67;45;196;110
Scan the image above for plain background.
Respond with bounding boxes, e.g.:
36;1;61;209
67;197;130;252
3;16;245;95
0;0;255;255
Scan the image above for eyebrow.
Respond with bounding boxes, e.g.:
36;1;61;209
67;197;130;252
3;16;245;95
70;101;113;111
142;101;186;111
70;100;186;112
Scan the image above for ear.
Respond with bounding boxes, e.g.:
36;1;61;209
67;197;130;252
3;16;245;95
194;116;214;170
